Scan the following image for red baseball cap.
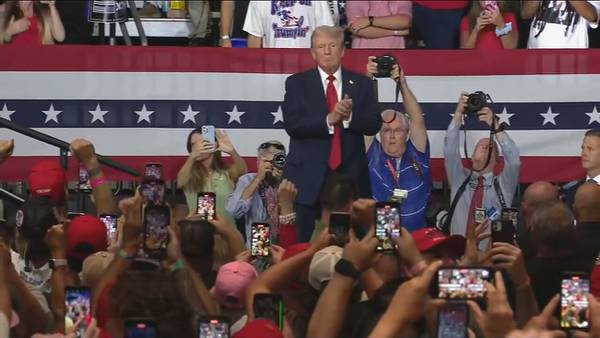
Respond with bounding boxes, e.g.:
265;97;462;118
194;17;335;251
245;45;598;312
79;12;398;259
233;319;283;338
411;228;466;256
67;215;107;262
29;160;67;204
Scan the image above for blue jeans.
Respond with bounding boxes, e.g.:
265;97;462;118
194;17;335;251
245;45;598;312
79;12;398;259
413;3;468;49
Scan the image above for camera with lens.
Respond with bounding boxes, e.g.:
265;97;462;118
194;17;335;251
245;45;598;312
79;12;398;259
270;153;286;170
265;152;286;186
466;91;493;116
374;55;397;78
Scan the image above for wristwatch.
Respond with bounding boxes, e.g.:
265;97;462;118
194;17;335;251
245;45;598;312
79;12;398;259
49;258;68;269
334;258;360;279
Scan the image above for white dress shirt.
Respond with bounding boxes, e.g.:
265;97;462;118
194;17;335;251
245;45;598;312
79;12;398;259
586;174;600;184
318;66;352;134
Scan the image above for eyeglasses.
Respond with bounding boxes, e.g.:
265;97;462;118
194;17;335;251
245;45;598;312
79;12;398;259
258;142;285;151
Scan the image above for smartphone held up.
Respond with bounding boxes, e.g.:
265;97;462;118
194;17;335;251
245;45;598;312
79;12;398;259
375;201;401;251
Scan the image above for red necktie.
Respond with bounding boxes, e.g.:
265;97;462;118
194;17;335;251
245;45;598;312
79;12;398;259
466;176;484;236
327;75;342;170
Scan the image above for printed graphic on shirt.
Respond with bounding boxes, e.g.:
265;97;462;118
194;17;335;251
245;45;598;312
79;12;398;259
533;0;580;36
271;1;311;39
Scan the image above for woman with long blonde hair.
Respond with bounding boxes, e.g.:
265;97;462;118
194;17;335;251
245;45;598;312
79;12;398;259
1;0;64;44
177;127;247;225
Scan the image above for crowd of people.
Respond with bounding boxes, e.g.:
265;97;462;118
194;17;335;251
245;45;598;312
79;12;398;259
1;1;600;338
0;0;599;48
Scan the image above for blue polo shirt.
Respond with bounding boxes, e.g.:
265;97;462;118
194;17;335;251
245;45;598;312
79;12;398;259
367;139;432;231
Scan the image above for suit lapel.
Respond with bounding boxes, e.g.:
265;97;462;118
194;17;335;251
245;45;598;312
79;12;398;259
309;69;328;114
341;68;355;101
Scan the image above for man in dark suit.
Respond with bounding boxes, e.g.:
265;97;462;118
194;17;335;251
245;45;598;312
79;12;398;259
563;128;600;208
282;25;381;241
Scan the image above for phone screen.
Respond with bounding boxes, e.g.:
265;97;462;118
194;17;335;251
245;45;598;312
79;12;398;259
78;163;92;192
125;320;157;338
196;192;216;220
375;202;401;251
201;125;216;145
143;206;170;257
491;220;515;244
253;293;284;330
501;208;519;228
141;179;165;205
437;303;469;338
436;268;491;299
329;212;351;246
474;207;486;225
251;223;271;257
99;214;118;244
65;287;91;338
198;317;230;338
560;274;590;329
144;163;163;180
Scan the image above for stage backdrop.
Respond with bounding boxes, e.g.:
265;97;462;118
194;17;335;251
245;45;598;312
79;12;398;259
0;46;598;182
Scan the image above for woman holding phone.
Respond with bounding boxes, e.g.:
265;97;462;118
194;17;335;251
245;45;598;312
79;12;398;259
459;0;519;49
177;127;247;226
1;0;65;44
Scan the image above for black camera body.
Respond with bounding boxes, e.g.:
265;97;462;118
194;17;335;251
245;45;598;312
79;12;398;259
466;91;492;115
271;153;286;170
265;152;286;186
374;55;397;78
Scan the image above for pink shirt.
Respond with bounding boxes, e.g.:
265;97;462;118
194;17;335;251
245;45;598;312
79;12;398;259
346;1;412;49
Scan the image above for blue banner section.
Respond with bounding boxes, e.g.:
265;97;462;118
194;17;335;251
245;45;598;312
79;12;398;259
1;100;599;130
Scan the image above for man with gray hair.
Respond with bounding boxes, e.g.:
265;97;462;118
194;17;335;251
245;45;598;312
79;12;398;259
365;60;431;231
226;140;291;245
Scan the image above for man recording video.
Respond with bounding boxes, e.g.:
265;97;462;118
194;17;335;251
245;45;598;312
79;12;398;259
444;92;521;237
365;57;431;231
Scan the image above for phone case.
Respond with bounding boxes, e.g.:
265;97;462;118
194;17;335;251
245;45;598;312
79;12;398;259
433;267;493;300
196;192;216;220
143;205;170;258
251;223;271;257
201;125;216;144
374;202;401;251
560;273;590;329
437;303;469;338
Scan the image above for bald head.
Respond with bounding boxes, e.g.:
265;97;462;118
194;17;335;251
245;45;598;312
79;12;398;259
523;181;559;206
574;182;600;222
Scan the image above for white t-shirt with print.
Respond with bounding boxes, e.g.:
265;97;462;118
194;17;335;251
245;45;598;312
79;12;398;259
528;0;600;48
243;0;334;48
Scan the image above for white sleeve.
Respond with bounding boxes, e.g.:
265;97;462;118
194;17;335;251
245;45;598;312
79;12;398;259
315;1;335;27
587;1;600;28
243;1;264;37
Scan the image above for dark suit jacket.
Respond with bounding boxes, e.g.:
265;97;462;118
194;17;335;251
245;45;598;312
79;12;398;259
562;179;585;210
282;68;382;206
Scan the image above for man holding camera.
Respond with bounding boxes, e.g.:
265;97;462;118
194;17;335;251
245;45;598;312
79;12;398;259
444;92;521;237
226;140;292;245
365;57;431;231
282;25;381;241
